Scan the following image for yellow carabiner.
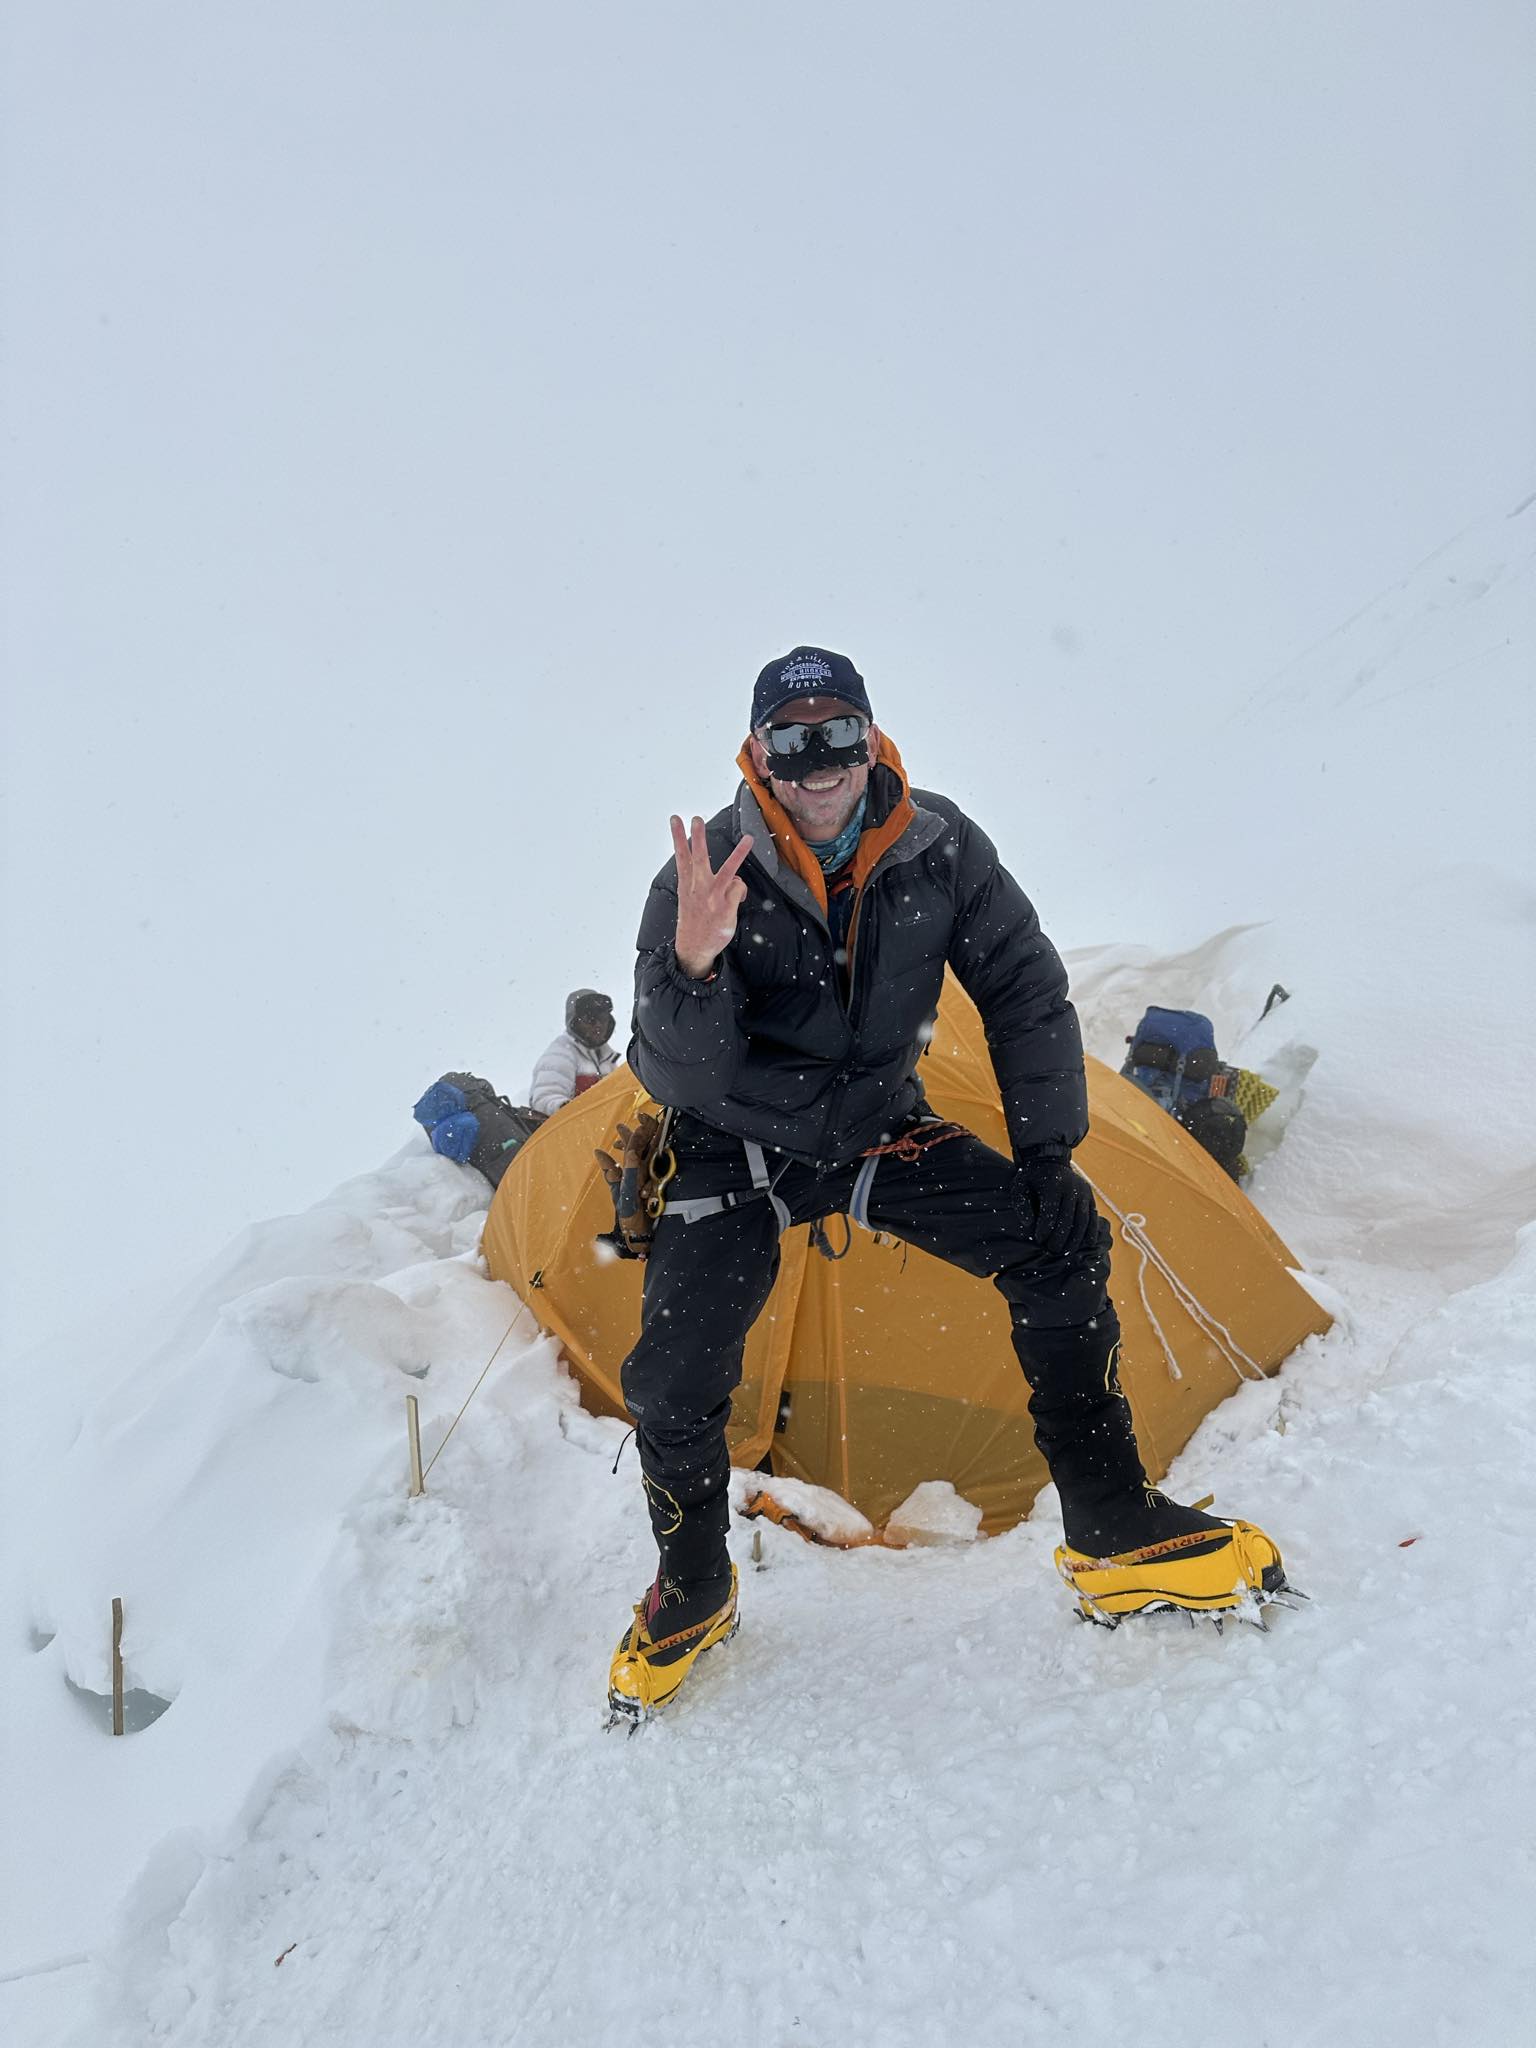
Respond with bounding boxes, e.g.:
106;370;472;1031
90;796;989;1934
646;1146;677;1220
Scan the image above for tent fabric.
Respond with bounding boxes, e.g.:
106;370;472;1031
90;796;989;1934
482;976;1331;1535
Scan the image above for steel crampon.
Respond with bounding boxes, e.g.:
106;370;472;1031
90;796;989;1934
1055;1519;1304;1630
1074;1580;1309;1632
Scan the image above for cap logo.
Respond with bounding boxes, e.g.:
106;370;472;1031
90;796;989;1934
780;655;833;687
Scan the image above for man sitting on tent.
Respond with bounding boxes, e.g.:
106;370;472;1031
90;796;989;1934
528;989;620;1116
608;646;1290;1721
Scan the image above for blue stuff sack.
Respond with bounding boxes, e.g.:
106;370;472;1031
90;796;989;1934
413;1078;469;1130
428;1110;481;1163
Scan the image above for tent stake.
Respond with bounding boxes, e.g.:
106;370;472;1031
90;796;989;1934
111;1598;124;1737
751;1528;764;1570
406;1395;425;1498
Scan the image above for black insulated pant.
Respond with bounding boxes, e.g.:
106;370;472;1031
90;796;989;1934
619;1115;1153;1571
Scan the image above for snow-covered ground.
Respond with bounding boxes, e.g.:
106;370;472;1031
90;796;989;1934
4;497;1533;2046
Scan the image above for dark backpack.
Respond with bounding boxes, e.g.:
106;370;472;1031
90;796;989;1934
1120;1008;1247;1180
411;1073;546;1189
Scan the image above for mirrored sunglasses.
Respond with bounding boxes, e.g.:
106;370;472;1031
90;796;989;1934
759;713;869;757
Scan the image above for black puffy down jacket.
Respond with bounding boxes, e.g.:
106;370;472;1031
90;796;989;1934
628;761;1088;1169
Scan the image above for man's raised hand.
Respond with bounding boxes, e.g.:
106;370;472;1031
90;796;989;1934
670;814;754;980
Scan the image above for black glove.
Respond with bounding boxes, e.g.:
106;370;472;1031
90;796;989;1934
1014;1147;1099;1259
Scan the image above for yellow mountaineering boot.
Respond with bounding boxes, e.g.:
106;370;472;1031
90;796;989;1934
1055;1518;1289;1626
1032;1335;1295;1627
606;1565;740;1725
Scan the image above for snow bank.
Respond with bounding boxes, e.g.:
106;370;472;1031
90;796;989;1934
1073;497;1536;1292
1;1152;541;1980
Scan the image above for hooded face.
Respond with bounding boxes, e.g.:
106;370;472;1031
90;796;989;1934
747;695;880;844
566;991;615;1047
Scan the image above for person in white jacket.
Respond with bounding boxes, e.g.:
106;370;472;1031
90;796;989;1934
529;989;621;1114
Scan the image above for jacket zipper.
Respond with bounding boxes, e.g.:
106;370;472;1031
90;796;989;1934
817;864;892;1162
738;790;928;1163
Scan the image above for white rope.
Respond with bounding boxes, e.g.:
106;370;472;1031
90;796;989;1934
1117;1206;1183;1382
1085;1178;1268;1386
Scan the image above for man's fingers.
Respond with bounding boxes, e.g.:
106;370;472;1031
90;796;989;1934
717;833;754;884
672;817;753;899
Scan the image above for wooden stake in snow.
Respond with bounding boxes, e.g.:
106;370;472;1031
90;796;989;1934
406;1395;425;1498
111;1597;125;1737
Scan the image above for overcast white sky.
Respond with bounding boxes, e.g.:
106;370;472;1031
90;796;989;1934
4;2;1533;1359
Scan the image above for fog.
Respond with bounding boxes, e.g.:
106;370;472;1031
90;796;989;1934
4;2;1532;1357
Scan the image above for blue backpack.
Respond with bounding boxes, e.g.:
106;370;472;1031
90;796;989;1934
1120;1009;1246;1179
411;1072;545;1189
1121;1007;1221;1113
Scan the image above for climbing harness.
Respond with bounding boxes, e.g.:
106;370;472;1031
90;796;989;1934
662;1138;794;1233
656;1116;965;1261
847;1119;965;1235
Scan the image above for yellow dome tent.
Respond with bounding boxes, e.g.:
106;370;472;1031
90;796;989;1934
483;977;1330;1535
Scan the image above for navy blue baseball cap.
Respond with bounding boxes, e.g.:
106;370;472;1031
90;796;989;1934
751;646;872;731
